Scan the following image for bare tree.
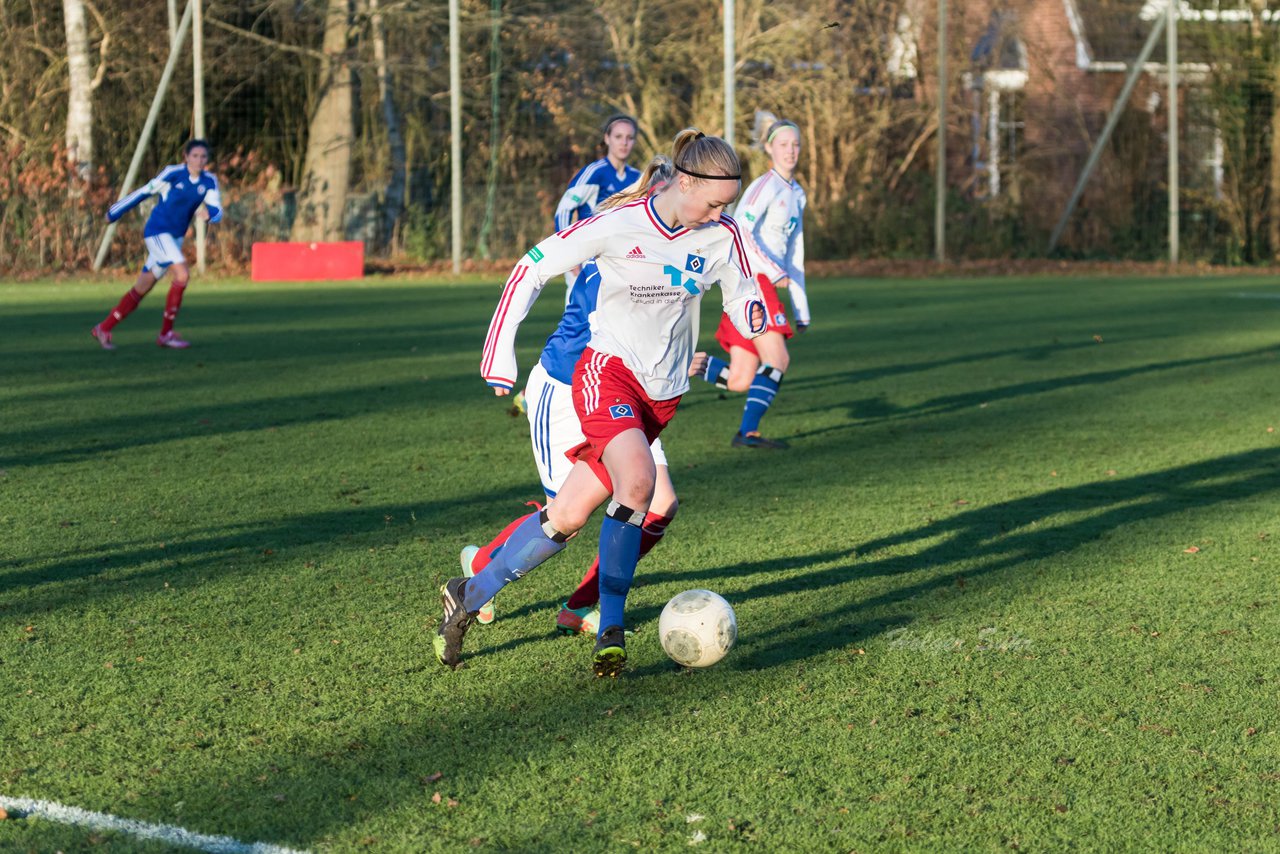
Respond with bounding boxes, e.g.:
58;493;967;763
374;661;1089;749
61;0;110;178
369;0;406;250
292;0;355;242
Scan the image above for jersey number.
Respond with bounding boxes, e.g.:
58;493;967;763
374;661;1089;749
663;265;699;295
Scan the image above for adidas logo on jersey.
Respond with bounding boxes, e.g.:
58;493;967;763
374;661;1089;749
626;246;646;260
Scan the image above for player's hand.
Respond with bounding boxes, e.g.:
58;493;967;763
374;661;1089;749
493;386;510;397
776;276;791;289
749;301;766;333
196;207;210;222
688;351;709;378
796;321;809;334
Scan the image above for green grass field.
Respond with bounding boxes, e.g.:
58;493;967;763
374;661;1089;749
2;273;1278;851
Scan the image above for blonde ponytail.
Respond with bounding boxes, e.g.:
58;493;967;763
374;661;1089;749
599;127;740;211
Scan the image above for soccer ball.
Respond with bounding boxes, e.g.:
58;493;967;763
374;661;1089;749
658;589;737;668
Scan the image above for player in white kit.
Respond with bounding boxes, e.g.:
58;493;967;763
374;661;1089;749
459;259;692;636
700;116;808;449
436;129;765;676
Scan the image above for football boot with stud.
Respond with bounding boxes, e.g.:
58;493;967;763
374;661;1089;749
433;576;477;668
90;325;116;351
731;431;788;450
592;625;627;678
555;602;600;636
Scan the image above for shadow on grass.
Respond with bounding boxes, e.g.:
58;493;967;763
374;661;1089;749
779;343;1279;443
78;447;1275;849
463;445;1280;672
0;292;548;468
0;372;478;468
0;485;539;610
783;339;1104;393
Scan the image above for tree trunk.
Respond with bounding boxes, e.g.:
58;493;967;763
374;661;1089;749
1271;63;1280;261
291;0;354;243
476;0;502;260
369;0;405;251
62;0;93;179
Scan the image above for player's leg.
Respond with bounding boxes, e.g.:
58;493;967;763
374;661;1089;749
561;439;677;634
461;364;575;625
460;510;532;625
733;331;790;449
157;259;191;347
700;313;757;391
92;253;160;348
434;460;608;668
149;234;191;347
731;276;794;447
724;344;761;393
464;460;609;616
590;427;656;676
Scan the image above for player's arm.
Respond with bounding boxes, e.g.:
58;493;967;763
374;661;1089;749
480;216;610;391
553;182;600;232
106;166;173;222
739;219;787;285
554;179;601;283
712;230;766;339
203;175;223;224
786;207;810;329
735;179;787;285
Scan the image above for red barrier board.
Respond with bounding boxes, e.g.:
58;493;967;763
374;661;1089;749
251;241;364;282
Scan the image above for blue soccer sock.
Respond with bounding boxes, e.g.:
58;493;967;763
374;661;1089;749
739;364;784;435
463;511;567;612
596;502;644;636
701;355;731;389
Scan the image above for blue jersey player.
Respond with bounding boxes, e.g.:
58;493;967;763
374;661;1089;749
553;115;640;295
459;261;693;635
91;139;222;350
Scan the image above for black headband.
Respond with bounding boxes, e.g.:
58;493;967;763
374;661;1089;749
604;116;637;135
675;163;741;181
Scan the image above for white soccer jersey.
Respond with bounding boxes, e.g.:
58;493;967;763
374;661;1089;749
736;169;809;325
482;196;765;401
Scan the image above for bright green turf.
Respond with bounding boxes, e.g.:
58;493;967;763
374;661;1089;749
2;274;1278;851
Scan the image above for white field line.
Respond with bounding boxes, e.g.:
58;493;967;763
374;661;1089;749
1232;292;1280;300
0;796;308;854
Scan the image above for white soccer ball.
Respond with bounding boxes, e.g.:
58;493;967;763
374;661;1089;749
658;589;737;668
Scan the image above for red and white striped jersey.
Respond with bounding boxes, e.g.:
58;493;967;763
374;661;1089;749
482;195;765;400
736;169;809;326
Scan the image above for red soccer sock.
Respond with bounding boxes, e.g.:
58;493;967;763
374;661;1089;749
99;286;144;332
565;510;674;609
471;508;540;572
160;281;187;335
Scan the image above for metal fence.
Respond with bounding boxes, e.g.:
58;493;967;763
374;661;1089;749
4;0;1278;275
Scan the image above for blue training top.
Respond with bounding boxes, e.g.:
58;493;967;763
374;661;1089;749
554;159;640;232
539;262;601;384
107;164;223;238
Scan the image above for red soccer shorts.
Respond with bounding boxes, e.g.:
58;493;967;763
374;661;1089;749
569;347;681;492
715;272;793;355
